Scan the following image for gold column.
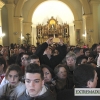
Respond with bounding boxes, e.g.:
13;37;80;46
0;0;5;45
90;0;100;43
6;1;15;44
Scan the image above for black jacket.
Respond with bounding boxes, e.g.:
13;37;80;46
17;89;56;100
57;89;100;100
65;65;74;89
36;42;66;69
96;67;100;88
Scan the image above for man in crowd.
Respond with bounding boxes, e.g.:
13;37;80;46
36;37;66;69
57;64;99;100
18;63;56;100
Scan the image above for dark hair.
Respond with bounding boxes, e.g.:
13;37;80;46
19;46;26;51
83;48;90;54
54;64;67;76
0;56;6;72
91;43;98;51
73;64;95;88
73;47;83;54
25;63;44;80
41;64;55;78
29;54;39;60
76;55;88;66
5;64;22;80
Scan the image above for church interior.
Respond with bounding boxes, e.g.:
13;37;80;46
0;0;100;47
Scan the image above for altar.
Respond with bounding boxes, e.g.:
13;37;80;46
36;16;70;44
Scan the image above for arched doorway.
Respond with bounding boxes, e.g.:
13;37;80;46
31;0;75;45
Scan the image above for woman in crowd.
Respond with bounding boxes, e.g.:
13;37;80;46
0;64;25;100
41;64;56;94
0;56;6;84
54;64;68;93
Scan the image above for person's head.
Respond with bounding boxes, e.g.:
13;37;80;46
19;46;26;54
76;55;88;66
41;64;54;83
44;46;52;56
91;43;98;52
10;49;14;56
88;53;95;62
31;47;36;54
29;54;40;66
14;48;19;55
0;45;2;51
73;64;98;88
97;44;100;54
73;47;84;57
53;49;59;56
1;47;8;56
21;53;29;66
83;48;90;57
0;56;6;73
5;64;22;86
66;52;76;71
54;64;67;79
25;63;44;97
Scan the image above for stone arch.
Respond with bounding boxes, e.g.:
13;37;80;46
14;0;26;16
26;0;80;23
79;0;91;14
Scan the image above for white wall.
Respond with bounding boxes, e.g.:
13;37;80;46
32;1;74;25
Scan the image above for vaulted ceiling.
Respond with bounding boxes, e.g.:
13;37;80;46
1;0;93;23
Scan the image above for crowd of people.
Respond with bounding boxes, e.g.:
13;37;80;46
0;37;100;100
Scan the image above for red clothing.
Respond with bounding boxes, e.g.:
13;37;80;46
0;73;5;83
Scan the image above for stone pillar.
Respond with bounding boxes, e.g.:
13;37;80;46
19;17;24;44
73;20;83;46
13;17;20;44
90;0;100;43
23;22;32;44
6;1;15;44
31;24;37;46
69;23;76;45
83;14;93;47
0;0;5;45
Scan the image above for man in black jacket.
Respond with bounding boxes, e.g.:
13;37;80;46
35;37;66;69
17;63;56;100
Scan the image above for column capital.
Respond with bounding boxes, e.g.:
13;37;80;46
73;20;82;25
23;22;32;26
0;0;5;9
73;20;82;29
90;0;100;5
82;14;92;19
19;17;24;22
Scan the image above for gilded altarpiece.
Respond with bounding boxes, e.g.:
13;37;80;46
36;17;70;44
